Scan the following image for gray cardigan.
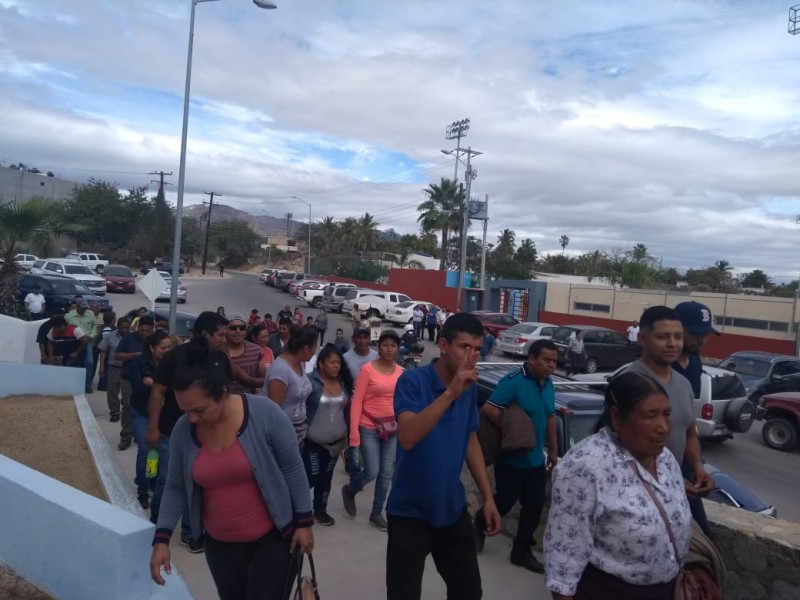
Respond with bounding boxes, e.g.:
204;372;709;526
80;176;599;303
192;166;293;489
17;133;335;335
153;394;313;544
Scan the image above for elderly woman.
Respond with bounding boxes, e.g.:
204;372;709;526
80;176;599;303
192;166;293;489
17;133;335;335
544;372;692;600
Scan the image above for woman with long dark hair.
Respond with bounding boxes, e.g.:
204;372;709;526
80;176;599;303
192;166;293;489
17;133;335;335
264;325;318;448
303;344;354;526
544;372;692;599
149;344;313;598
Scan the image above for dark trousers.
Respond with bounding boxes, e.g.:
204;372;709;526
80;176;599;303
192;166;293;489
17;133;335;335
302;439;338;514
576;563;674;600
426;324;436;340
204;528;295;600
386;509;482;600
317;329;326;346
478;462;547;552
567;351;583;375
682;461;711;535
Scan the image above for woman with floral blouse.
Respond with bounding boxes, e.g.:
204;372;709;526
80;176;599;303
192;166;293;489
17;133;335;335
544;372;692;600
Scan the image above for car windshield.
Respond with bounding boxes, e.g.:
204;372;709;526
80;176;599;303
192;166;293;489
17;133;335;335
105;266;132;277
64;265;93;275
66;253;80;260
711;374;747;400
507;324;537;335
718;357;770;378
51;280;92;295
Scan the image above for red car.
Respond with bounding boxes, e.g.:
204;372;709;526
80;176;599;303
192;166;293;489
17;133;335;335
104;264;136;294
470;311;520;337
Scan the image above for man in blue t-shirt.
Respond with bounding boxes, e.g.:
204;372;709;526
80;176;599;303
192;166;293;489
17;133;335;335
387;313;501;600
476;339;559;573
114;315;154;451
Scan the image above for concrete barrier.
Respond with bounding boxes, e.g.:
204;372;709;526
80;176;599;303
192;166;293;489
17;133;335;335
0;315;45;364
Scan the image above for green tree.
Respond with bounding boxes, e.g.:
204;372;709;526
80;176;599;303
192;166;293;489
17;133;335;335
631;243;648;263
209;220;261;267
495;229;516;259
739;269;772;289
144;184;175;261
418;178;462;270
559;234;570;255
514;239;537;271
354;213;380;252
0;197;51;316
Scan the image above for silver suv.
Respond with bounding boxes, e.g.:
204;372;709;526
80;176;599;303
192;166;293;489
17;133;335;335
31;259;107;295
320;284;358;312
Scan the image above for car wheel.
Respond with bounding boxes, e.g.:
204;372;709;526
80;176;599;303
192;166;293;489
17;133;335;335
366;308;380;320
312;297;322;307
585;358;599;374
502;351;513;357
724;398;755;433
95;266;104;274
762;417;799;452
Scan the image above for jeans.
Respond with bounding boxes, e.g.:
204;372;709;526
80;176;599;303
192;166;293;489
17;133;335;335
477;462;548;553
119;379;133;442
346;426;396;515
413;321;423;339
567;351;583;375
317;330;326;346
83;344;94;390
150;433;191;539
204;529;295;600
106;365;122;418
386;509;482;600
302;439;339;514
131;408;151;495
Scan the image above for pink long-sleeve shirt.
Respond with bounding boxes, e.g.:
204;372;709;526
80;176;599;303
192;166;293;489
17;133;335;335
349;361;402;446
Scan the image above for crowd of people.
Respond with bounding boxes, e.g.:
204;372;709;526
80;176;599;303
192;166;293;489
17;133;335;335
32;295;729;599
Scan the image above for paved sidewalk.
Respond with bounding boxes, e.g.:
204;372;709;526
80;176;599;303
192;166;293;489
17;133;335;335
85;389;550;599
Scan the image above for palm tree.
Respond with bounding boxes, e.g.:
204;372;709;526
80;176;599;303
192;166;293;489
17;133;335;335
495;229;516;258
0;196;51;316
354;213;380;253
317;216;337;254
631;243;648;263
418;178;462;270
559;234;570;255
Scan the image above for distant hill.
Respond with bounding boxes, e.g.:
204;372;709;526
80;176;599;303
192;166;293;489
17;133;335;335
183;204;304;238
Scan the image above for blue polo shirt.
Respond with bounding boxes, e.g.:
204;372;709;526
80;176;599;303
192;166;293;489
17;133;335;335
117;332;144;381
387;360;479;528
487;364;555;469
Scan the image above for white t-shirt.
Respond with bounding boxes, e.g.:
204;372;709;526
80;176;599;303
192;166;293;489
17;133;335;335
626;325;640;343
24;292;45;313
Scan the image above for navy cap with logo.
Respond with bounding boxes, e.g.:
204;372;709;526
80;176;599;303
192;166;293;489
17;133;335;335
674;301;720;336
352;327;370;337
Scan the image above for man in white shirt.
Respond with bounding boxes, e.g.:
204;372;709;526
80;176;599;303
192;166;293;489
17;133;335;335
626;320;640;345
343;327;378;381
24;284;46;320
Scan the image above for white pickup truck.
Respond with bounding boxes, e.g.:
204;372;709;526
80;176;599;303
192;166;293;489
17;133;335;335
66;252;109;274
349;291;412;320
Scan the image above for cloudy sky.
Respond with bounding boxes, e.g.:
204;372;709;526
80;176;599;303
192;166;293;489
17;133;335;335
4;0;800;281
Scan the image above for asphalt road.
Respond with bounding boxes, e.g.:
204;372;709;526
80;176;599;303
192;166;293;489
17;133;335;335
107;270;800;523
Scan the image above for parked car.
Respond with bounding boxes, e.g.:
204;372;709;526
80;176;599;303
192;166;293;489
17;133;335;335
141;261;185;275
14;254;39;271
346;291;412;320
340;289;382;316
266;269;289;286
123;308;196;341
386;301;440;326
276;272;305;291
17;273;111;316
259;268;277;283
495;322;557;357
103;264;136;294
551;325;642;373
475;362;776;517
718;351;800;397
320;284;359;312
755;392;800;452
302;281;351;307
31;258;107;296
65;252;109;273
289;279;327;297
749;372;800;403
470;311;520;337
155;271;187;303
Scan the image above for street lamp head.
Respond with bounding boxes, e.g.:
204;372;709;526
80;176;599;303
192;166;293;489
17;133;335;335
441;149;452;155
253;0;277;8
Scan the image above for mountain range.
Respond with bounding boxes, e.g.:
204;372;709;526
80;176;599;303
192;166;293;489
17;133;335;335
183;203;303;238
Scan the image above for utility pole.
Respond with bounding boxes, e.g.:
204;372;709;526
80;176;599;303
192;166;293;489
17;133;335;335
149;170;173;195
445;119;470;184
201;191;220;275
790;7;800;354
480;194;489;289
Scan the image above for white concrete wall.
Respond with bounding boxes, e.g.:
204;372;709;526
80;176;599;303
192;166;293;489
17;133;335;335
0;361;84;396
0;314;46;364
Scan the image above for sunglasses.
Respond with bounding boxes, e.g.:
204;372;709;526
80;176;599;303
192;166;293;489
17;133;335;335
228;324;247;331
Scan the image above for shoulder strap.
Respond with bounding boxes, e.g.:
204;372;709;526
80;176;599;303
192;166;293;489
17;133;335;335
628;461;682;564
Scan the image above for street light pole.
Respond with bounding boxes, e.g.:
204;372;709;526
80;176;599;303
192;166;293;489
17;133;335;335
168;0;276;332
456;149;479;312
292;196;312;274
201;190;220;275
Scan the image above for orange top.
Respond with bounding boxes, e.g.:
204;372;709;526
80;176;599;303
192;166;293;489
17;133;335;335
349;361;402;446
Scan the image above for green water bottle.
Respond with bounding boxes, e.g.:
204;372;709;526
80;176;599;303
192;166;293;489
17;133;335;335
145;448;159;479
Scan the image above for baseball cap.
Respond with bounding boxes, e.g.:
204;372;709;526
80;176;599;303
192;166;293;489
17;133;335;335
674;301;720;336
76;299;89;309
352;327;370;337
227;312;246;324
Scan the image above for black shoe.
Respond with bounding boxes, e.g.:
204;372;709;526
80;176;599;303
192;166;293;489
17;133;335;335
137;493;150;510
473;514;486;553
180;537;205;554
342;484;356;517
315;512;335;526
110;415;120;423
85;385;94;394
510;551;544;573
117;439;131;451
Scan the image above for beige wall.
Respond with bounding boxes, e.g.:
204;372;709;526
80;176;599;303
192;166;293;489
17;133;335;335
544;282;798;342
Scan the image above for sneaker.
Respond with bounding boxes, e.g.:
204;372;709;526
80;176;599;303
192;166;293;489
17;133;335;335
137;493;150;510
341;484;356;517
369;513;388;532
117;439;131;451
510;551;544;573
473;514;486;553
180;537;205;554
110;415;120;423
315;512;335;526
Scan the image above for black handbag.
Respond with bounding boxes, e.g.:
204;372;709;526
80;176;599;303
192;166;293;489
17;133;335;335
283;550;320;600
